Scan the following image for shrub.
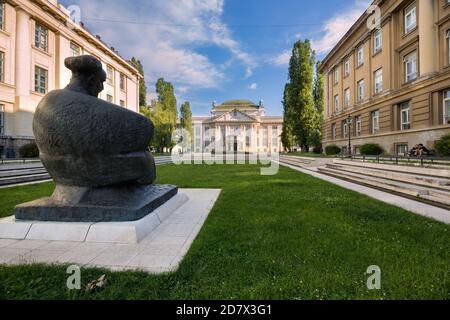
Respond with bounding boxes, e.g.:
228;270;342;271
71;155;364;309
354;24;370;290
312;145;323;154
19;143;39;158
360;143;384;155
325;145;341;155
435;134;450;156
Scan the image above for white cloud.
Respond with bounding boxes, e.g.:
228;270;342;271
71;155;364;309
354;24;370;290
271;50;291;67
248;83;257;90
66;0;254;91
311;0;372;54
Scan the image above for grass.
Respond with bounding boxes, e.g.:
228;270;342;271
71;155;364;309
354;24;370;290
0;164;449;299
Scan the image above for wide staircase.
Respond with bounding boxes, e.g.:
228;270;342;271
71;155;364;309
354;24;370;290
0;156;174;187
317;159;450;209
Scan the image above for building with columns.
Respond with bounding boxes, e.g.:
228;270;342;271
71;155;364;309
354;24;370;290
191;100;283;154
0;0;141;158
321;0;450;155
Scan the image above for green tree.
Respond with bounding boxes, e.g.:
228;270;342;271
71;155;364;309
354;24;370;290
130;57;147;107
309;61;325;147
284;40;316;151
180;101;193;144
281;83;293;152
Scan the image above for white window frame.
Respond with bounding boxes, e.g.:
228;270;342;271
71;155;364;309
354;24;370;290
106;65;114;85
34;23;48;51
34;66;47;94
374;68;383;94
70;42;80;57
444;90;450;124
342;121;348;138
404;51;417;83
374;28;382;53
0;50;4;83
106;94;113;103
0;1;5;30
334;95;339;112
371;110;380;134
404;2;417;34
344;59;350;77
357;46;364;66
120;73;126;91
355;116;362;136
0;103;4;135
344;88;350;108
357;79;365;102
334;67;339;84
332;123;336;140
400;102;411;130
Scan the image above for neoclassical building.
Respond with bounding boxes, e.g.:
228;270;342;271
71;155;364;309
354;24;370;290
0;0;141;158
191;100;283;154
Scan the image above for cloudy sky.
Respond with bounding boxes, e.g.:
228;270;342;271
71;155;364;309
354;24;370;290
60;0;372;116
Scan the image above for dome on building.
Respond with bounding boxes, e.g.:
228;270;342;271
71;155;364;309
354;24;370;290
214;99;259;110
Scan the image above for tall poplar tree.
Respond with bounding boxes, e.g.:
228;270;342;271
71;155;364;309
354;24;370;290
309;61;325;148
130;57;147;108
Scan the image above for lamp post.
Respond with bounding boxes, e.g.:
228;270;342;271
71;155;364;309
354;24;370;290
346;115;353;157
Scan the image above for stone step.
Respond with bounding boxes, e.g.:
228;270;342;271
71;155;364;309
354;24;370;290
333;159;450;179
317;167;450;208
0;173;52;186
0;168;48;178
326;163;450;191
280;156;314;168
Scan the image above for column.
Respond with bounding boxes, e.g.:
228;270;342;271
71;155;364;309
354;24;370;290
15;8;31;100
418;0;438;77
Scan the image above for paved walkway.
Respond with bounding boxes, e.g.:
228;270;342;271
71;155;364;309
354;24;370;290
0;189;221;273
278;162;450;224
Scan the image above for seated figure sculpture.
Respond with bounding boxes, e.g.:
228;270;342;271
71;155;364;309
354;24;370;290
15;55;177;222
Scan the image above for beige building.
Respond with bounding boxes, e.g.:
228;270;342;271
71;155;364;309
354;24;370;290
192;100;283;154
0;0;141;158
321;0;450;155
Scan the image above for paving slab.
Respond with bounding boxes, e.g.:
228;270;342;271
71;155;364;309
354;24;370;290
0;189;221;273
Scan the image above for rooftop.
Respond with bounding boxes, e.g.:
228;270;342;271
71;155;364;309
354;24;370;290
214;100;260;110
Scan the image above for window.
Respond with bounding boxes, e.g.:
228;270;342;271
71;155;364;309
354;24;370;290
34;23;48;51
70;42;80;57
331;123;336;140
404;51;417;82
447;30;450;65
400;102;411;130
374;29;382;53
396;144;409;156
334;67;339;84
120;100;125;107
371;110;380;134
262;127;268;147
334;95;339;112
0;104;4;135
374;69;383;94
106;65;114;85
443;90;450;124
0;1;5;30
120;73;126;90
0;51;4;83
355;116;362;136
357;46;364;66
106;94;113;103
344;88;350;108
357;79;365;102
34;66;47;94
342;121;348;138
272;127;278;148
344;59;350;77
404;2;417;34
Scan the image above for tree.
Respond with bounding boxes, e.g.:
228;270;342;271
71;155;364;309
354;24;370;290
281;84;293;152
180;101;193;143
309;61;325;147
156;78;178;128
283;39;317;151
130;57;147;107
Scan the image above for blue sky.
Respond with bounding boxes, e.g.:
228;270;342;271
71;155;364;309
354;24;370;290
60;0;371;116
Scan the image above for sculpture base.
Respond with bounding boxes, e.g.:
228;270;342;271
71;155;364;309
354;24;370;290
14;184;178;222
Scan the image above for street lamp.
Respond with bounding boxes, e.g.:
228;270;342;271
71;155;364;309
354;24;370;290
346;115;353;157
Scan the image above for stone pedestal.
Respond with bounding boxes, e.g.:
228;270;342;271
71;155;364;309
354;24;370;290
14;184;178;222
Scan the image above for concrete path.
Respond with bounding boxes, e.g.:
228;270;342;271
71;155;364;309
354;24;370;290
278;161;450;224
0;189;221;273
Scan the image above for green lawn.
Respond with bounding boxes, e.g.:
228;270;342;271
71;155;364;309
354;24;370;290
0;164;449;299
